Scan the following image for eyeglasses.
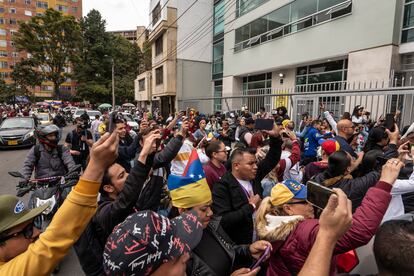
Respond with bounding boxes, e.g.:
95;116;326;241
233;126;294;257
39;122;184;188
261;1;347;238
0;221;34;243
285;200;308;205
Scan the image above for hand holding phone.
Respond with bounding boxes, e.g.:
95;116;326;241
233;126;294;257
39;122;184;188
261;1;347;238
254;119;274;131
384;114;395;132
306;181;336;210
250;245;271;270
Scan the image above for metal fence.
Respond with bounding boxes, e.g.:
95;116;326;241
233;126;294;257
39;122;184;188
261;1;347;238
178;80;414;128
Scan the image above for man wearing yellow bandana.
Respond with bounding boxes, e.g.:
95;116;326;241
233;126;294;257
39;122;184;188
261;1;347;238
168;150;272;276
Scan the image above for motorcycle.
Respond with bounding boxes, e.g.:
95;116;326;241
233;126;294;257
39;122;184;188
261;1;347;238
8;165;81;231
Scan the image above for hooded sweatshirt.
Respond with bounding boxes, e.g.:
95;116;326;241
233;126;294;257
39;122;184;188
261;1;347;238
255;181;392;276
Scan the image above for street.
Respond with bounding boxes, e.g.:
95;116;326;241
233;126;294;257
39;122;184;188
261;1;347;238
0;126;84;275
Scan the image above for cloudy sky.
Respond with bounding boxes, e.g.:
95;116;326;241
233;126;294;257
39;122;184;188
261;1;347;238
83;0;150;31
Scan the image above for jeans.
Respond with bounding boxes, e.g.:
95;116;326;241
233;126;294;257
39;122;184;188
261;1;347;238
93;133;100;142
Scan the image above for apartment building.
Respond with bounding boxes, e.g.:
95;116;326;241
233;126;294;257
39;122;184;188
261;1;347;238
135;0;213;117
203;0;414;124
0;0;82;98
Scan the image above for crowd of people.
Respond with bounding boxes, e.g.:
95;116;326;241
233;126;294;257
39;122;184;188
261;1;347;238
0;102;414;276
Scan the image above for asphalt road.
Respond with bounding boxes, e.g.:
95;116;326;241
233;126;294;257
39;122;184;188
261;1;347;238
0;125;84;275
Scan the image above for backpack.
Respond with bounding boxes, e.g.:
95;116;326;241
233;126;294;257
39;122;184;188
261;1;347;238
34;144;66;171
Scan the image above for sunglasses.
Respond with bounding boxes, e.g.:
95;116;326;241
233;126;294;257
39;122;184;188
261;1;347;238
0;221;34;243
285;200;308;205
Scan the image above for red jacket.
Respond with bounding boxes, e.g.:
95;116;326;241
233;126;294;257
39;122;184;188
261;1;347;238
264;181;392;276
276;140;301;181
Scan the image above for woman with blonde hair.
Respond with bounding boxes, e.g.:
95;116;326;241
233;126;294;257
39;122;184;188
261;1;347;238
255;161;403;275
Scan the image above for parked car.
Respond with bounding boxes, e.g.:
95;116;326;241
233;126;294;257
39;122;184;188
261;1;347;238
36;112;53;125
0;117;36;148
73;109;102;123
121;112;139;131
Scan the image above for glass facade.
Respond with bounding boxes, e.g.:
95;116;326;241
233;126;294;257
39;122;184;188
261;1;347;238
214;80;223;112
236;0;270;18
296;59;348;92
234;0;352;52
242;73;272;112
213;0;224;80
402;0;414;43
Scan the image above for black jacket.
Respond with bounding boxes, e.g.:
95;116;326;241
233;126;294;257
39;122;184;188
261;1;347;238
74;160;150;276
186;216;253;276
212;137;283;244
219;128;235;148
313;170;380;212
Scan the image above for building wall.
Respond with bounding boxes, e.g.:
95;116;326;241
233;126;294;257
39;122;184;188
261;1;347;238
223;0;402;77
176;59;212;112
176;0;213;63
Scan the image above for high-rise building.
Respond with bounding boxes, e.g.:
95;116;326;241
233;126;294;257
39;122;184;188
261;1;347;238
135;0;213;117
206;0;414;124
0;0;82;98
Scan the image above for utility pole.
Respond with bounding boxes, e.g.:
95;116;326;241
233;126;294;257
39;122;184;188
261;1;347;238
111;58;115;110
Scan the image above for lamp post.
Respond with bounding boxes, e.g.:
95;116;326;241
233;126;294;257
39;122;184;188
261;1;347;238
111;58;115;110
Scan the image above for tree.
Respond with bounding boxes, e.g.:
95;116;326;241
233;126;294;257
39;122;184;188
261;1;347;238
10;59;43;95
0;80;12;103
74;9;141;104
13;9;82;99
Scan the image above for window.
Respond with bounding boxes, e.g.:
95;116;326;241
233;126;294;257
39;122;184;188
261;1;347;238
0;18;4;24
402;1;414;43
296;59;348;92
9;8;16;14
214;0;225;36
8;0;16;3
9;18;16;25
10;41;15;46
214;80;223;112
234;0;351;52
36;1;48;9
11;52;18;58
25;10;32;16
152;3;161;26
56;5;68;12
0;8;4;13
155;66;163;85
41;85;53;91
36;12;43;16
0;29;5;35
0;40;6;47
138;79;145;91
0;61;8;68
155;36;163;56
236;0;270;18
25;0;31;4
212;40;224;79
0;51;7;57
242;73;272;112
0;72;9;78
72;7;78;13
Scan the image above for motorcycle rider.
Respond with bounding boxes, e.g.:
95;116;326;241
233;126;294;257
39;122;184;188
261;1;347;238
20;124;76;181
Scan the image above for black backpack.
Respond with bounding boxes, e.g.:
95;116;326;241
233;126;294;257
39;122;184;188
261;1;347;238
34;144;66;171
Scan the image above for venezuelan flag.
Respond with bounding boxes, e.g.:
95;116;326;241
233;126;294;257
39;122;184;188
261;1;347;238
168;150;212;208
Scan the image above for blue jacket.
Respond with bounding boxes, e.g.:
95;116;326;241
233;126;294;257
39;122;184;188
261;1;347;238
303;126;323;157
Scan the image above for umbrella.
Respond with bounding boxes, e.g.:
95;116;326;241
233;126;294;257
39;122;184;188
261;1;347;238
98;103;112;109
122;103;135;107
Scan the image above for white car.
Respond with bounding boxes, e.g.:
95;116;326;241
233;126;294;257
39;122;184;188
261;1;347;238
122;113;139;131
73;109;102;122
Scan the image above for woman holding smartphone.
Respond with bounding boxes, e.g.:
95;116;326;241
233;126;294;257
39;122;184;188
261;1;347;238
255;160;403;276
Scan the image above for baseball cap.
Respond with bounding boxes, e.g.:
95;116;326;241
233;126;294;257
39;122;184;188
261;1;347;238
319;139;340;156
103;210;203;275
0;195;48;234
270;179;307;206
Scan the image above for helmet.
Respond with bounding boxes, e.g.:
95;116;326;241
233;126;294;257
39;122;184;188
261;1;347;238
35;124;60;147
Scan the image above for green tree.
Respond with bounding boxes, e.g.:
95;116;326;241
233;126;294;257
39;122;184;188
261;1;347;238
0;80;12;102
74;9;141;104
10;59;43;95
13;9;82;99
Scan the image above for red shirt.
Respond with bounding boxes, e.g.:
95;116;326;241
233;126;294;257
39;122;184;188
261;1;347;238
203;161;227;190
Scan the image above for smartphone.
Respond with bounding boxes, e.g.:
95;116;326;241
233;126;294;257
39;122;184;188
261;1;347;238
376;156;389;167
282;132;289;138
306;181;335;210
108;111;117;133
180;110;186;116
250;246;271;270
384;114;395;132
254;119;274;131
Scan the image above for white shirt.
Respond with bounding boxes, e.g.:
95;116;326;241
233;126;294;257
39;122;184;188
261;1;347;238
91;119;101;133
236;178;253;197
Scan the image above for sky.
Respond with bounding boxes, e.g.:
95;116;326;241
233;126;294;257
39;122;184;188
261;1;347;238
83;0;150;31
